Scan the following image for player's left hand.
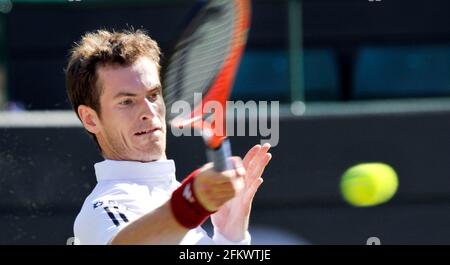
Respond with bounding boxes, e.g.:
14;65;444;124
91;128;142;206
211;143;272;242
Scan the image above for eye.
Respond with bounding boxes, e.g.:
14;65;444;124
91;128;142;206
147;90;161;102
119;98;133;106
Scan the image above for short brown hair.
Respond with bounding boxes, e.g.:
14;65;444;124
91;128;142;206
65;29;161;146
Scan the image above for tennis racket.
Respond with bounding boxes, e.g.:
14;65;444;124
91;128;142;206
162;0;251;172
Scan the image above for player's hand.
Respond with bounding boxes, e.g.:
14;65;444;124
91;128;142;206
211;143;272;241
193;157;246;212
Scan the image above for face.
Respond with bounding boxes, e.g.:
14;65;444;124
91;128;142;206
79;57;166;162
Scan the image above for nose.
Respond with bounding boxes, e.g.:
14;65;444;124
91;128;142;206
140;98;158;121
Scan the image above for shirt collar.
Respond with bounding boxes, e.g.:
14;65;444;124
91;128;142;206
94;159;176;182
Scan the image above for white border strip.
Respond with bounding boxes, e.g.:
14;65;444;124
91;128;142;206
2;98;450;127
0;111;82;127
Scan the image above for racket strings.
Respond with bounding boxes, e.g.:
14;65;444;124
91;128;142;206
163;1;241;121
165;27;233;100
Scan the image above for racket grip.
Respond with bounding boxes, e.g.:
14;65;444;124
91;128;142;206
207;138;233;172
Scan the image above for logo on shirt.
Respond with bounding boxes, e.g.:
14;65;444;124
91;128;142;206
93;200;119;209
93;200;130;227
93;201;103;209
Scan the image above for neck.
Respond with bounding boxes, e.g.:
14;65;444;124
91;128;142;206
102;152;168;163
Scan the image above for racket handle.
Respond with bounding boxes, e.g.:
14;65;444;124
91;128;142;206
207;138;233;172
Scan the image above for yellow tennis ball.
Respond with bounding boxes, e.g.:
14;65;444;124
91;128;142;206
340;163;399;207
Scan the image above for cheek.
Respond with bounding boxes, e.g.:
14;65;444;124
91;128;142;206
101;109;131;136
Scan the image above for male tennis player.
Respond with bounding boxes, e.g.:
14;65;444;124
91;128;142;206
65;29;271;245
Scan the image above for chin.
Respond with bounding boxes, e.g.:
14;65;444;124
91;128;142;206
130;139;165;161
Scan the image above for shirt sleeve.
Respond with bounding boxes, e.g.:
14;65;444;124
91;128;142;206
212;227;252;245
183;226;251;245
74;193;140;245
74;182;252;245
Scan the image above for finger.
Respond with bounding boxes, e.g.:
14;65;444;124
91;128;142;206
196;182;236;203
248;176;264;191
207;181;235;194
244;178;264;202
257;143;271;158
263;152;272;166
202;180;243;202
210;196;235;208
229;157;246;177
208;173;237;184
247;150;272;176
243;144;261;168
200;162;214;171
231;174;245;193
255;153;272;176
207;189;237;200
205;172;244;195
247;143;271;172
246;152;272;183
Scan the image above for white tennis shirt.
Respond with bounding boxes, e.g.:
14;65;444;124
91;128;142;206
73;159;251;245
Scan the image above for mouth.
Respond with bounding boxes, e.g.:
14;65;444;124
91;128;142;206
134;128;162;136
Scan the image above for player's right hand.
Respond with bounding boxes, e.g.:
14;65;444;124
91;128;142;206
193;157;245;212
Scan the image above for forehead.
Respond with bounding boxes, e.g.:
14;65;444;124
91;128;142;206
96;57;160;95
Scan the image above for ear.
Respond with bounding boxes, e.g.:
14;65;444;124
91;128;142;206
78;105;101;135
